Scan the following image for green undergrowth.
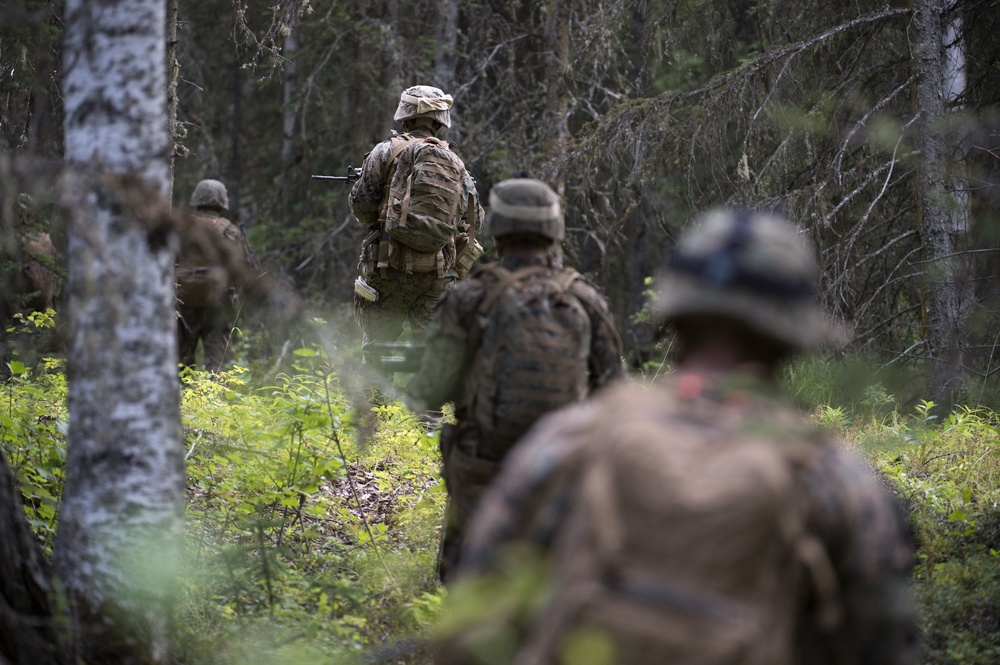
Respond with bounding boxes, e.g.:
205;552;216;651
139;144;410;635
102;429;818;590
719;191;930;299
173;350;447;663
2;340;999;663
785;357;1000;665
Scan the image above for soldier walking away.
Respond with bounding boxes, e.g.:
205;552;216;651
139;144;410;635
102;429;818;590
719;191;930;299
176;179;259;371
350;85;484;365
442;209;918;665
407;178;625;583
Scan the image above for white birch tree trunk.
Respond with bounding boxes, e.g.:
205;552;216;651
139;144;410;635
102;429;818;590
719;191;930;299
55;0;183;662
912;0;971;403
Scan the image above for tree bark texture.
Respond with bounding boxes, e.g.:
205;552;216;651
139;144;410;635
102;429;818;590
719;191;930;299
434;0;459;94
543;0;572;195
911;0;971;402
166;0;180;201
281;16;301;228
57;0;184;662
0;449;61;665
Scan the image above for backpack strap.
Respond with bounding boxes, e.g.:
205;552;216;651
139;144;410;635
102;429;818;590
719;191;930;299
376;133;422;276
475;264;550;319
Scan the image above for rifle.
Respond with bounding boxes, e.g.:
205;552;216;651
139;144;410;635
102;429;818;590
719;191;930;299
365;341;425;374
311;166;362;183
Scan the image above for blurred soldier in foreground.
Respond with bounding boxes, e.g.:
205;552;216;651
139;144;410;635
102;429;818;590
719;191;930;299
349;85;484;364
408;178;624;582
440;210;917;665
176;179;258;371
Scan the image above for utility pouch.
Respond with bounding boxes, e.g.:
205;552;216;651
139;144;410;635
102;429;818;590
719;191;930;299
376;237;392;276
455;234;483;279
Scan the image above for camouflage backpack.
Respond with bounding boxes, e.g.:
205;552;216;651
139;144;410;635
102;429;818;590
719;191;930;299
380;134;468;276
466;263;593;456
176;214;242;308
515;381;843;665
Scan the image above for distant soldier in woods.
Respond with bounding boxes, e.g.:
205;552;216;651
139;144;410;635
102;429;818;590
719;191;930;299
2;194;59;320
349;85;484;364
408;178;625;582
442;209;918;665
176;179;259;371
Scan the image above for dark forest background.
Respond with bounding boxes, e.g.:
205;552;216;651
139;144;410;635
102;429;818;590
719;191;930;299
3;0;1000;402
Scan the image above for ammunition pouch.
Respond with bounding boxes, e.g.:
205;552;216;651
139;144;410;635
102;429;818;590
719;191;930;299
358;226;382;280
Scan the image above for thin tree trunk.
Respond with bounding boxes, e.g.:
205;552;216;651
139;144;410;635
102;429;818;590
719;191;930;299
57;0;184;662
281;16;301;228
166;0;179;202
543;0;572;195
911;0;971;403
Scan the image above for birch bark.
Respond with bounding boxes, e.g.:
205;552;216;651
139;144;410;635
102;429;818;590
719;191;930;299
56;0;183;662
912;0;971;402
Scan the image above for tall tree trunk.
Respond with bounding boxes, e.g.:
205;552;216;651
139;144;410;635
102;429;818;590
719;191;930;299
543;0;572;194
229;40;244;231
912;0;971;403
281;16;301;228
57;0;184;662
434;0;459;94
166;0;179;202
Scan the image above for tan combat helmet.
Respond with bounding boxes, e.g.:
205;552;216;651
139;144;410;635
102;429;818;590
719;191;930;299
654;209;842;351
190;179;229;212
393;85;453;128
486;178;564;243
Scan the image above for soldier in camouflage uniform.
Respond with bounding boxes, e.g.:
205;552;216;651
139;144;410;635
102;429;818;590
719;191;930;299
177;179;258;371
444;210;917;665
349;85;484;360
408;178;625;583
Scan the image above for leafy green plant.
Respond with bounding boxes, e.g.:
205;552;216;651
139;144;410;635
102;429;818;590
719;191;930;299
6;334;1000;664
866;403;1000;664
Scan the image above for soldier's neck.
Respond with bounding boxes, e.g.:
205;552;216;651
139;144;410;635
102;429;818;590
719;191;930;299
678;341;775;382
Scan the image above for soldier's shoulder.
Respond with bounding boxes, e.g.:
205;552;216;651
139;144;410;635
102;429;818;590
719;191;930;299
439;275;489;310
560;270;612;310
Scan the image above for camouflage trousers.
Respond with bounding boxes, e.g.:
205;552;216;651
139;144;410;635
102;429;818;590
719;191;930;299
355;269;455;361
178;300;235;371
437;421;505;583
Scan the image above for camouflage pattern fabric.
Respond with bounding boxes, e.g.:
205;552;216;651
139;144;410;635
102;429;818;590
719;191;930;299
408;258;624;412
20;232;57;312
178;300;234;370
455;374;918;665
349;126;483;231
354;269;455;352
177;211;257;370
350;126;483;352
408;256;625;581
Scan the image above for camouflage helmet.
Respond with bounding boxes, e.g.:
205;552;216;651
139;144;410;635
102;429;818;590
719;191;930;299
486;178;565;242
190;179;229;211
654;209;841;351
393;85;453;128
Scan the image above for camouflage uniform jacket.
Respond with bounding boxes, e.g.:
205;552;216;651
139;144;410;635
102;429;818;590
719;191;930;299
407;256;625;417
348;126;484;238
179;211;259;289
459;374;918;665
